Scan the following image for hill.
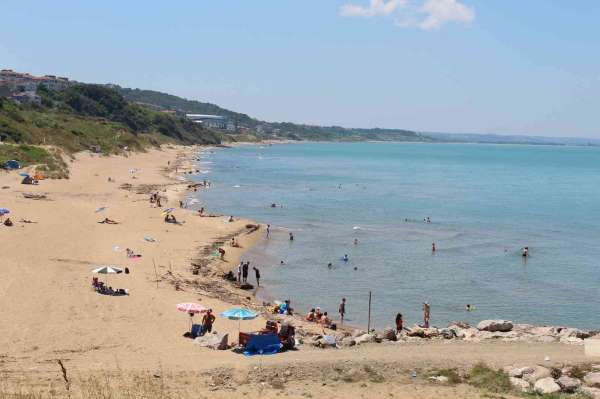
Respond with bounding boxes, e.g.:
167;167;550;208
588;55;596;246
0;84;222;177
116;87;431;142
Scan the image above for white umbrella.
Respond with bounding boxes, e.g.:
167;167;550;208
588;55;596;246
92;266;123;288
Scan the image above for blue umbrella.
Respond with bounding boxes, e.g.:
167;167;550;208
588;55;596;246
19;173;30;177
220;308;258;334
0;208;9;215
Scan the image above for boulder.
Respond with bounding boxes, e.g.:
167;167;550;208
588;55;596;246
523;366;551;383
351;329;367;338
508;366;535;378
423;328;439;338
339;336;356;347
463;328;479;341
193;332;228;350
439;328;455;339
355;333;377;345
556;375;581;393
477;320;513;332
559;328;590;340
581;387;600;399
447;325;466;339
510;377;530;392
382;328;397;341
406;325;426;338
534;377;561;394
584;372;600;388
530;326;561;337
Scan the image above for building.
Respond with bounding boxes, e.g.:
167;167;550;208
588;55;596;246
185;114;228;129
9;91;42;105
0;69;71;93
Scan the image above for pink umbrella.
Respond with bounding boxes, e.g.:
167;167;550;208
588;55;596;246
176;303;207;314
176;303;207;332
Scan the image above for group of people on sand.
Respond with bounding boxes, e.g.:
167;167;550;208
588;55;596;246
149;192;162;207
305;307;335;329
164;214;179;224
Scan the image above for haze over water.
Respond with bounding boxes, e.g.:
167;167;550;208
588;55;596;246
193;142;600;330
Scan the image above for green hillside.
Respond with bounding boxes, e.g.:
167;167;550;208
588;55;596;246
116;86;430;142
0;84;222;177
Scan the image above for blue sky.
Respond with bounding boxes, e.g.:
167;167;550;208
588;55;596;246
1;1;599;137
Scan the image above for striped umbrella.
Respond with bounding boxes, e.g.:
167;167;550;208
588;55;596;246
92;266;123;288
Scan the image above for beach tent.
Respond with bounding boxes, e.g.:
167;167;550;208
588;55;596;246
3;160;20;170
243;333;281;356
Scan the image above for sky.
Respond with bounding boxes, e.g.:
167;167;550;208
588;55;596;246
1;0;599;137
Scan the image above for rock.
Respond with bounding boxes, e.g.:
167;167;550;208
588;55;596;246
339;337;356;347
509;366;535;378
556;375;581;393
351;329;367;338
194;332;228;350
406;326;426;338
523;366;551;383
560;336;584;345
316;336;337;348
462;328;479;341
447;325;466;339
423;328;439;338
439;328;455;339
382;328;397;341
584;372;600;388
531;326;561;337
535;335;558;343
355;333;377;345
477;320;514;332
559;328;590;340
428;376;449;383
510;377;530;392
512;324;535;334
534;377;561;394
581;386;600;399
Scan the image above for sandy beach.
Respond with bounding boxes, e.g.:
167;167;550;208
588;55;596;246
1;146;598;399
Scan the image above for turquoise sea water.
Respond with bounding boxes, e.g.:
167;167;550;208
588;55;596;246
191;142;600;330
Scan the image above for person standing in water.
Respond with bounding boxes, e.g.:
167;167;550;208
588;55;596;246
289;232;294;241
339;298;346;324
354;238;359;245
242;262;249;283
237;262;242;283
253;267;261;287
432;242;436;252
422;302;430;328
266;224;271;239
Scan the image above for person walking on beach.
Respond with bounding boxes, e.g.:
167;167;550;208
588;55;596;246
266;224;271;239
253;266;261;286
422;302;430;328
339;298;346;324
242;262;249;283
237;262;242;283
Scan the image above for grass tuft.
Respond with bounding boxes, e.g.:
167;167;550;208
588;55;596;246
467;363;512;393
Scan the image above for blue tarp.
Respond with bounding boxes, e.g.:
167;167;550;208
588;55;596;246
243;333;281;356
3;160;20;170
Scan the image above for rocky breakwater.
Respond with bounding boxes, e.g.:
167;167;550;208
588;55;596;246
296;319;598;349
504;364;600;397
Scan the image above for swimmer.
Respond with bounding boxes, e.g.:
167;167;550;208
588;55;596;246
342;254;349;262
289;232;294;241
466;304;474;311
327;262;332;269
280;260;285;265
522;246;529;257
432;242;436;252
354;238;358;245
353;266;358;271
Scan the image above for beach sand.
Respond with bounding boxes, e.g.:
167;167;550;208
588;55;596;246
0;146;595;399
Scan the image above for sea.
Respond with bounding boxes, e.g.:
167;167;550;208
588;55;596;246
188;142;600;330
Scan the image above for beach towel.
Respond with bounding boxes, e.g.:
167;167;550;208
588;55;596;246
243;333;281;356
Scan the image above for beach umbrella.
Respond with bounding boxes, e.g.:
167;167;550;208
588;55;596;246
176;303;207;331
92;266;123;287
220;307;258;334
162;207;176;214
18;172;30;177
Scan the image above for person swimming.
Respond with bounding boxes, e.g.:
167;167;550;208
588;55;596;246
432;242;436;252
327;262;333;269
342;254;349;262
522;247;529;257
466;304;474;311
